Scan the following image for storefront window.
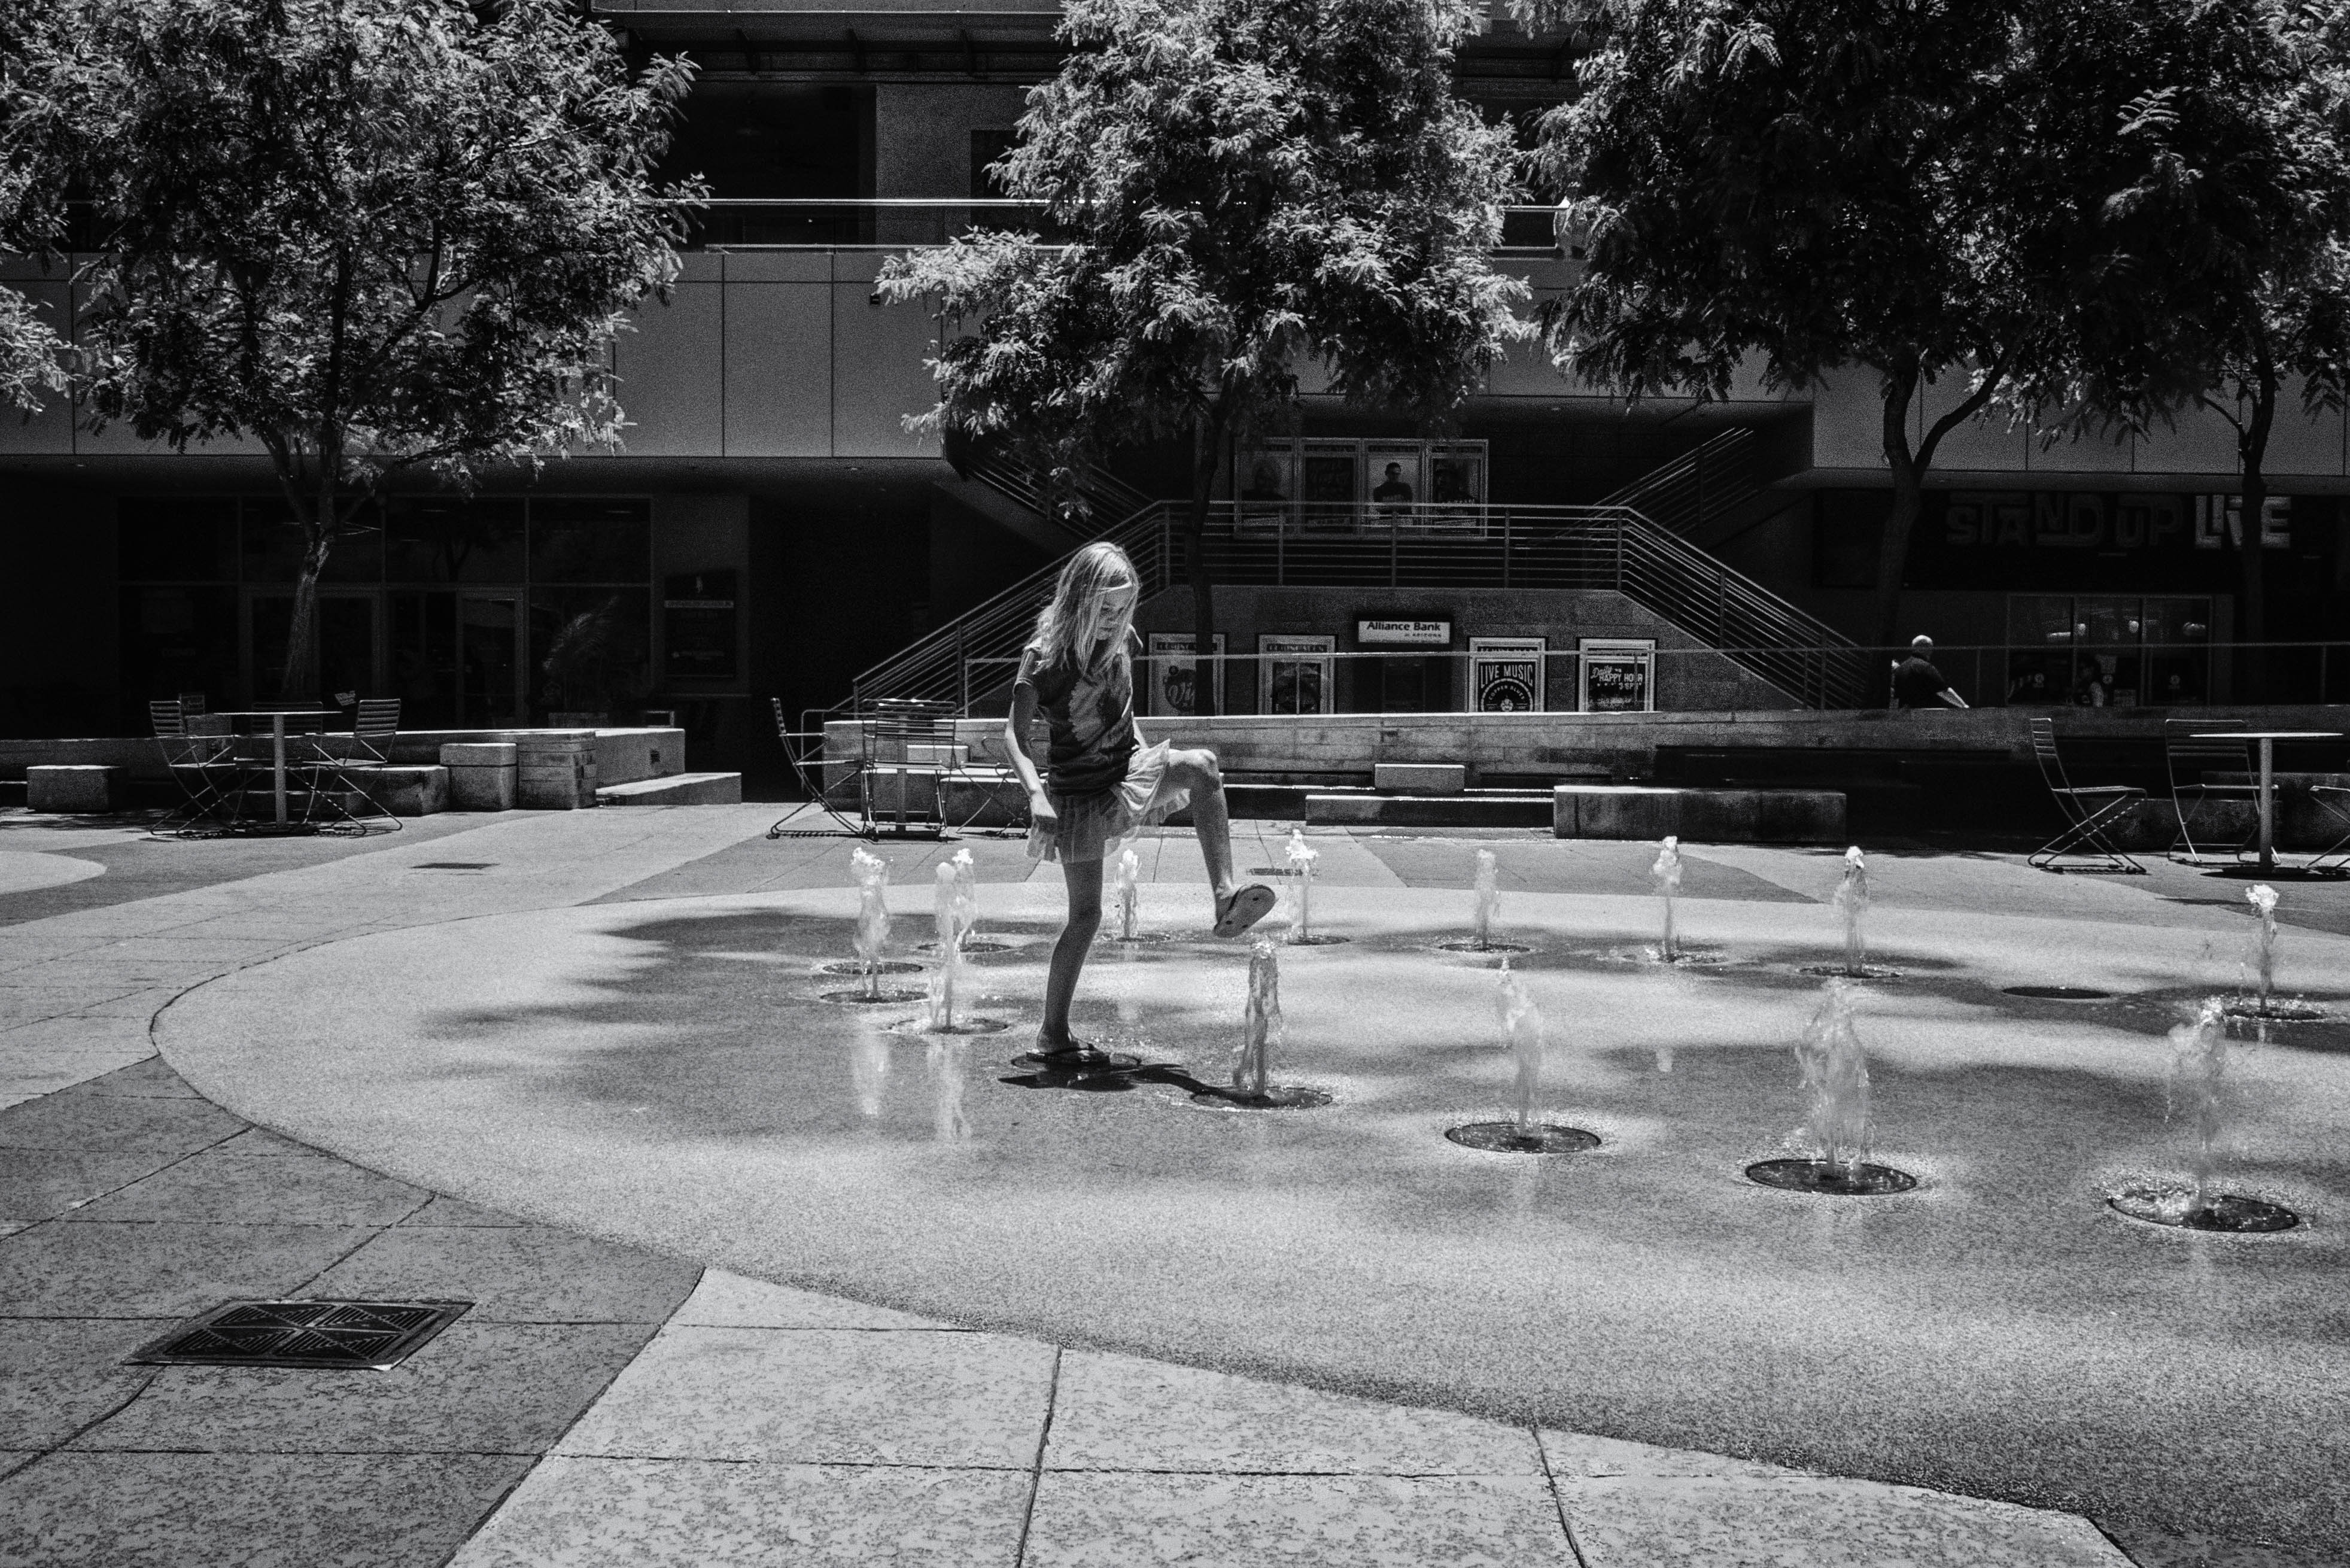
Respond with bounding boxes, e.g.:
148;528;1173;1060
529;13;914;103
2007;595;2209;706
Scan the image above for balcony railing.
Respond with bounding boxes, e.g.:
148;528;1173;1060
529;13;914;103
682;199;1571;251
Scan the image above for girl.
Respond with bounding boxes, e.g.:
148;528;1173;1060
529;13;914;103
1005;541;1275;1063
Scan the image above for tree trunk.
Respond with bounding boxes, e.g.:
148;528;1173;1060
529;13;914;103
1186;411;1227;718
278;525;331;706
2236;366;2277;704
1873;362;1925;697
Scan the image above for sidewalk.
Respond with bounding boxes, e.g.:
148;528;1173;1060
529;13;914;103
0;806;2321;1566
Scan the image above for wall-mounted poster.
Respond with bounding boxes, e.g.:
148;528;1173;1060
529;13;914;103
662;570;738;683
1144;632;1226;716
1258;633;1336;716
1469;637;1545;712
1578;637;1655;713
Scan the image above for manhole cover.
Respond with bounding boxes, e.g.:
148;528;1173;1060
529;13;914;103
819;987;927;1004
1284;934;1351;947
1801;964;1904;980
1248;866;1303;877
1434;940;1534;955
1446;1122;1600;1154
129;1299;470;1371
820;960;922;976
2003;985;2112;1001
411;862;494;871
2108;1187;2300;1233
915;940;1014;955
1745;1158;1919;1195
884;1016;1013;1035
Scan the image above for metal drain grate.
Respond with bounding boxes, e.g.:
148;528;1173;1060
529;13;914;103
129;1299;472;1371
411;862;495;871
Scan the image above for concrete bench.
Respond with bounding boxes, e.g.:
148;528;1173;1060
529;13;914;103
440;743;517;812
349;764;448;818
27;764;126;813
1555;785;1846;844
1373;762;1466;794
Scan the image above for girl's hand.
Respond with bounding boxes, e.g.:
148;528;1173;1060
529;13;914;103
1029;791;1059;830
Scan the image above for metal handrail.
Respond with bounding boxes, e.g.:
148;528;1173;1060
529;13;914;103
845;499;1870;714
1597;426;1759;537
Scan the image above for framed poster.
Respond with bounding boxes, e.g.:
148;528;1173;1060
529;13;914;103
662;570;738;683
1469;637;1545;712
1258;634;1336;716
1235;446;1295;533
1144;632;1226;717
1578;637;1655;713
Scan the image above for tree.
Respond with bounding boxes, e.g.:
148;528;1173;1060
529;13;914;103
0;0;72;410
2020;0;2350;681
877;0;1524;714
1537;0;2064;661
51;0;698;703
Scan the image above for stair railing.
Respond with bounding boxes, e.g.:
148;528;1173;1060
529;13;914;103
1597;426;1761;537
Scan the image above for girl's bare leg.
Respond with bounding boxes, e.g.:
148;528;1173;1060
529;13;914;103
1165;748;1236;902
1040;856;1105;1048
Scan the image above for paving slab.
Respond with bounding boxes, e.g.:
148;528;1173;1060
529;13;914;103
0;1086;244;1153
446;1455;1032;1568
73;1321;652;1457
1047;1350;1542;1476
674;1267;960;1331
74;1053;199;1095
303;1224;700;1324
0;1147;187;1223
1555;1472;2133;1567
0;1450;531;1568
557;1325;1056;1467
61;1148;430;1226
1022;1471;1574;1567
0;1218;372;1317
0;1318;171;1450
400;1194;533;1227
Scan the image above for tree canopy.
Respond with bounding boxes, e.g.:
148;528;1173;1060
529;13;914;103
45;0;699;700
877;0;1525;711
1537;0;2350;666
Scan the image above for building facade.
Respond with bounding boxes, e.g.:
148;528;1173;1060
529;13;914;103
2;1;2345;774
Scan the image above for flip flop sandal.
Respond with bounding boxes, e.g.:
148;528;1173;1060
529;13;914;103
1214;883;1278;938
1016;1040;1121;1069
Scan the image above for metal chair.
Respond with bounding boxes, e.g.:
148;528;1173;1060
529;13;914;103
148;698;239;835
2163;718;2258;865
768;697;1023;841
2027;717;2147;874
296;698;401;831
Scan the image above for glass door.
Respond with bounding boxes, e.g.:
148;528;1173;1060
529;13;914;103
460;594;524;726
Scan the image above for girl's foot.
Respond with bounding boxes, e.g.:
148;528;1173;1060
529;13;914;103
1022;1035;1117;1068
1213;883;1277;938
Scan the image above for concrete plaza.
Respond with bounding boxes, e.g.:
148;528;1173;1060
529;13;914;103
1;803;2342;1567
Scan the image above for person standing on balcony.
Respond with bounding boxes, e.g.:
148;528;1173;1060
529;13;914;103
1006;542;1276;1065
1893;635;1969;710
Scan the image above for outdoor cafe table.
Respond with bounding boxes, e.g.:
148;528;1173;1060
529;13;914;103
212;709;338;832
2193;730;2343;874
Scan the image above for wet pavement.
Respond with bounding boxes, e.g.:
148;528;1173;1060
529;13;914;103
2;803;2339;1566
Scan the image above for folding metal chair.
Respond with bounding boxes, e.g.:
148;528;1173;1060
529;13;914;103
2163;718;2258;865
2027;717;2147;873
301;697;404;829
148;698;239;835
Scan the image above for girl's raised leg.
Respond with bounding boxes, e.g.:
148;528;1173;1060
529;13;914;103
1039;856;1105;1051
1165;748;1273;936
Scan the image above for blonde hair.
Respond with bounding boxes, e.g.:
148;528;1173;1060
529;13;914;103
1029;541;1140;680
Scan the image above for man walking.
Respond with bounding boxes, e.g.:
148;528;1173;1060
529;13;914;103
1892;636;1968;710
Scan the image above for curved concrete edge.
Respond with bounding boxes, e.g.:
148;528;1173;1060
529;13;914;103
0;850;109;897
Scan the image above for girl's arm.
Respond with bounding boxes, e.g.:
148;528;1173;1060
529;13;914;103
1005;685;1058;826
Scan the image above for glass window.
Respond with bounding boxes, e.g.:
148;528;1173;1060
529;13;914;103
242;501;384;584
530;588;652;718
384;497;526;584
120;497;238;581
530;499;651;584
119;586;238;707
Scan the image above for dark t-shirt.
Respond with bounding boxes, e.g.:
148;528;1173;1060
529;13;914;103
1892;657;1953;709
1015;645;1135;797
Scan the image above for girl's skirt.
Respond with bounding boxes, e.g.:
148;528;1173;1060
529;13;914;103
1026;740;1191;864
